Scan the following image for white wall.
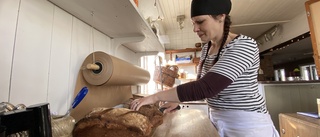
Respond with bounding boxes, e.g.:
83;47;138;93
0;0;19;103
0;0;139;114
166;28;202;50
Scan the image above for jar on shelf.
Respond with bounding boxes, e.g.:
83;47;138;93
134;0;139;7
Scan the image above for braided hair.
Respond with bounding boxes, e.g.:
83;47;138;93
213;15;232;62
196;15;232;80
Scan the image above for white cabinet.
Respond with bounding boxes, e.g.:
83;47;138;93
48;0;164;53
263;83;320;132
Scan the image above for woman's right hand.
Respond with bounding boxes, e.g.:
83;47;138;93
130;94;159;111
159;102;180;113
130;87;180;111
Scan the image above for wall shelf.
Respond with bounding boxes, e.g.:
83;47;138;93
48;0;164;53
166;48;202;66
165;48;202;54
176;63;197;66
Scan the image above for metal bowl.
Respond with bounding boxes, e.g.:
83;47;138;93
16;104;27;110
3;102;16;111
195;43;201;48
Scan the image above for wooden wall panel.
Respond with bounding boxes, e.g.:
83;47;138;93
10;0;54;105
68;17;92;107
47;7;73;115
0;0;140;115
0;0;20;102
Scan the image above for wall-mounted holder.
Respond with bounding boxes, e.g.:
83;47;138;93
111;36;145;55
0;103;52;137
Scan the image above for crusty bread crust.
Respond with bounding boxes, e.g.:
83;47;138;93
73;105;163;137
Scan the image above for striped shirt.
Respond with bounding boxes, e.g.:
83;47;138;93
177;34;267;113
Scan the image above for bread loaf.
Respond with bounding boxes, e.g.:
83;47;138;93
73;105;163;137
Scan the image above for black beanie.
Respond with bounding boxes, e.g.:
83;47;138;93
191;0;232;17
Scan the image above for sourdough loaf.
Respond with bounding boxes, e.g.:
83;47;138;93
73;105;163;137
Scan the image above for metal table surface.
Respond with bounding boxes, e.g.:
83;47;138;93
152;109;219;137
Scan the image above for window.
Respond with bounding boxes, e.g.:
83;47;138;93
140;53;165;94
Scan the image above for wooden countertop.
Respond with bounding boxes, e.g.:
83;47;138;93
280;113;320;127
152;109;219;137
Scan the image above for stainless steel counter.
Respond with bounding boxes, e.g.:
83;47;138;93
152;109;219;137
259;80;320;84
181;100;207;105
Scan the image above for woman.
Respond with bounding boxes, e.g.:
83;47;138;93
131;0;279;136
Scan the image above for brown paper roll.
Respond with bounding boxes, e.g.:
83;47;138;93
71;51;150;121
82;51;150;86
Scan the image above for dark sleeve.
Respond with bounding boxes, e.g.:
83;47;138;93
176;72;232;102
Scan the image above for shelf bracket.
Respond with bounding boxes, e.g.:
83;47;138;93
111;36;145;55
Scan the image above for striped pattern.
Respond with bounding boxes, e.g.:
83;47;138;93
199;35;267;113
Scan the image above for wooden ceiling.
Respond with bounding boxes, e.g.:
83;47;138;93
157;0;308;39
139;0;313;65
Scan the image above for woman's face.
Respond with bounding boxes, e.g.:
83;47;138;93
192;15;225;43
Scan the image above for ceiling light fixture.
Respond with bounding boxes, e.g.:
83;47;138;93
154;0;164;21
177;15;185;30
